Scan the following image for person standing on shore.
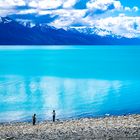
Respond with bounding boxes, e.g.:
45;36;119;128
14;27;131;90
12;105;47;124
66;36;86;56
32;114;36;125
52;110;56;122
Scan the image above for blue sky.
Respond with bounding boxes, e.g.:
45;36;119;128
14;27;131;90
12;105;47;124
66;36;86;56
0;0;140;38
120;0;140;8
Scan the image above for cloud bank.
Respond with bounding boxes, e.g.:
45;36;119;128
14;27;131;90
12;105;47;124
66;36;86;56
0;0;140;38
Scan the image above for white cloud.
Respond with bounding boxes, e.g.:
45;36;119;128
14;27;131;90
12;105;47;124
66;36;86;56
38;9;87;16
133;6;139;12
0;9;16;16
124;6;139;12
28;0;63;9
49;9;87;28
17;9;38;14
13;0;26;6
0;0;77;10
28;0;79;10
63;0;77;8
119;13;125;17
28;1;38;8
86;0;122;11
0;0;26;16
0;0;26;8
124;7;131;11
85;15;140;38
113;0;121;9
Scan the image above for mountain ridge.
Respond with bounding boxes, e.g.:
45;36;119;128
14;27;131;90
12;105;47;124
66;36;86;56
0;17;140;45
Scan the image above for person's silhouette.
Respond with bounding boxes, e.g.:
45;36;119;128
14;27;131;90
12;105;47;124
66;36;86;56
32;114;36;125
52;110;56;122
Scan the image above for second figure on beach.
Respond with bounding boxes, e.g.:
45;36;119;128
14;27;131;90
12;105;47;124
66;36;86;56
52;110;56;122
32;114;36;125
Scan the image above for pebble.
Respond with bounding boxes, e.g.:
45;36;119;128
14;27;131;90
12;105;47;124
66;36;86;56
0;114;140;140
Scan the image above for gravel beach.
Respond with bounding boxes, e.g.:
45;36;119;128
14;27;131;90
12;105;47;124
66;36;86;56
0;114;140;140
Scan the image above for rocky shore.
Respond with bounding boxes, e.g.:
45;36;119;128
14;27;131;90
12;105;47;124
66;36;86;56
0;114;140;140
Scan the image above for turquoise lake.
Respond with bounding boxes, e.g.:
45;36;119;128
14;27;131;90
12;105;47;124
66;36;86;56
0;46;140;122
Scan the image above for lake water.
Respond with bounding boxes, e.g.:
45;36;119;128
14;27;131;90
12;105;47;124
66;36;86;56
0;46;140;122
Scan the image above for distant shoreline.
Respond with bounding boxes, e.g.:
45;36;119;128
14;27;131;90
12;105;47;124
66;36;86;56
0;114;140;140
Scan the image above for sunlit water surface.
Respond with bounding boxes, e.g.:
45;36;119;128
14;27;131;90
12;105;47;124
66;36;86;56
0;46;140;122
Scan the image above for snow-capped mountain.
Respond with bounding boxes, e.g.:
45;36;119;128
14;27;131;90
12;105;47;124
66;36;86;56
0;17;13;24
18;21;35;28
66;26;122;38
0;17;140;45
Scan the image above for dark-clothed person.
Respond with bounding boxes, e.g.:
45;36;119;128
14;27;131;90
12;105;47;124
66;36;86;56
32;114;36;125
52;110;56;122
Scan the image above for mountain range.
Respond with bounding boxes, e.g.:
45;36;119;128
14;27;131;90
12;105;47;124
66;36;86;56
0;17;140;45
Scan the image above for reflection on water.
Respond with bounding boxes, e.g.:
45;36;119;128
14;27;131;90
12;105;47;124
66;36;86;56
0;46;140;122
0;75;140;122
